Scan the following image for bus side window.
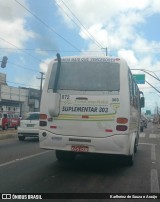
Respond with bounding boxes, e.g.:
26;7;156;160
129;72;134;105
133;81;138;108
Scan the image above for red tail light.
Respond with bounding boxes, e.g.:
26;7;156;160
117;118;128;124
105;129;113;132
116;125;128;131
50;125;57;129
40;114;47;120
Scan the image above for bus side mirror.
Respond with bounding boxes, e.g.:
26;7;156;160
140;97;145;108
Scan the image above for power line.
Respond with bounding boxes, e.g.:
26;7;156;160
60;0;103;49
6;80;39;88
14;0;81;52
56;1;103;49
8;61;39;73
0;36;45;64
0;47;100;52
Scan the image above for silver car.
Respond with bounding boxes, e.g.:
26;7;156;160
18;112;39;141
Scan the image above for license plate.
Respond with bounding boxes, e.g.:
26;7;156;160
26;124;34;127
71;145;89;152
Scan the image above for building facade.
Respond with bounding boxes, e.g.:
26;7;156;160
0;73;40;116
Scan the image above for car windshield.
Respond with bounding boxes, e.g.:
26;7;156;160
23;113;39;120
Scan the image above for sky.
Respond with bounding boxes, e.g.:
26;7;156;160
0;0;160;114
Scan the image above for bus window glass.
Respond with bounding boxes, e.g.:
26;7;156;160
3;114;7;118
49;62;120;91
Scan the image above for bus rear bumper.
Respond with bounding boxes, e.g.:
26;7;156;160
39;130;135;156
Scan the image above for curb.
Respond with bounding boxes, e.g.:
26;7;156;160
0;131;18;140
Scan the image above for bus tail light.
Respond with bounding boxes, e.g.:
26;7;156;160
50;125;57;129
40;121;47;126
40;114;47;120
116;125;128;131
117;118;128;124
105;129;113;132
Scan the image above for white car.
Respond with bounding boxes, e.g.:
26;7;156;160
18;112;40;141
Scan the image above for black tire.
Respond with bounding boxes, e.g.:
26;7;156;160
18;136;25;141
125;154;134;166
56;150;76;161
134;137;139;153
124;141;136;166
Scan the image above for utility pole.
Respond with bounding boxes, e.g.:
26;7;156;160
37;72;45;110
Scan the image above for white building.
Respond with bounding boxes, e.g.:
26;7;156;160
0;73;40;116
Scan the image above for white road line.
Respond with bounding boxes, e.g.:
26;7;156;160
140;133;146;138
0;150;51;168
139;143;155;146
151;169;160;193
151;144;156;162
149;134;157;138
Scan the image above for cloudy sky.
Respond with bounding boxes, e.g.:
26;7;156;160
0;0;160;113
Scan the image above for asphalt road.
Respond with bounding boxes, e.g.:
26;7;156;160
0;123;160;202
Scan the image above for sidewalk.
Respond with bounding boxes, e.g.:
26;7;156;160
0;129;18;140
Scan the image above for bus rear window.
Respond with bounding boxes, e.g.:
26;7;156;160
49;62;120;91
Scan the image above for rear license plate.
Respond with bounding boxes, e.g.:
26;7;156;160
26;124;34;127
71;145;89;152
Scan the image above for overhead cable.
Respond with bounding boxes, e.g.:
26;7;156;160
56;1;103;49
14;0;81;52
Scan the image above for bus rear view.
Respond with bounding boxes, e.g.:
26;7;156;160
39;54;144;166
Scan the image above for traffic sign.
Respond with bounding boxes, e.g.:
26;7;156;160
133;74;145;84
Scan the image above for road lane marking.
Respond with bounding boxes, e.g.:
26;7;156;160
0;150;52;168
151;169;160;193
149;134;157;138
139;143;155;146
140;133;146;138
151;144;156;162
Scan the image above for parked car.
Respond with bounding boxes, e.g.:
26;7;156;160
18;112;39;141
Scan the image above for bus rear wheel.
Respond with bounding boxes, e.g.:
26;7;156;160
56;150;76;161
125;154;134;166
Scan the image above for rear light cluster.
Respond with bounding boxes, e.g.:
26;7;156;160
116;125;128;131
40;121;47;126
116;117;128;131
39;114;47;127
39;114;57;129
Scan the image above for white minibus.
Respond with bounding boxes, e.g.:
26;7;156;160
39;54;144;166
